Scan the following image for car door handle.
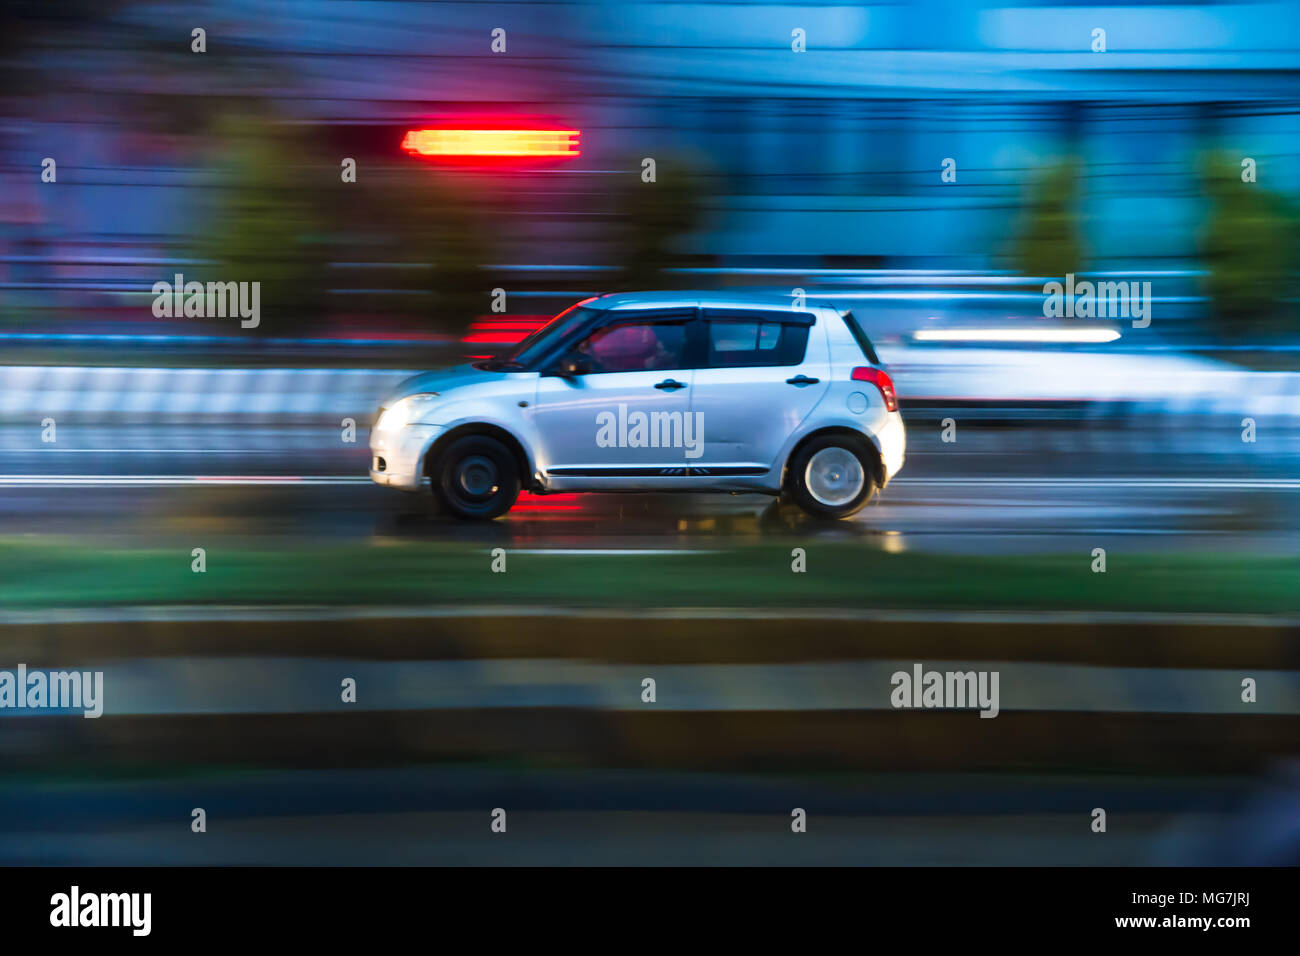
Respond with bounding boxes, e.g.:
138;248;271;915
786;375;820;386
654;379;688;391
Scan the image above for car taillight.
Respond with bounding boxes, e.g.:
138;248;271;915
851;367;898;412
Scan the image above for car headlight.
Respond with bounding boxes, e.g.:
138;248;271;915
375;392;440;431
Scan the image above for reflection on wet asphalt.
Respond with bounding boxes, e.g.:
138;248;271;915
3;477;1298;557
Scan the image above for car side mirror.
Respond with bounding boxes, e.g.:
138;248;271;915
553;353;591;377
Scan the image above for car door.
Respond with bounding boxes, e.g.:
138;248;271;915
531;308;700;476
687;308;830;473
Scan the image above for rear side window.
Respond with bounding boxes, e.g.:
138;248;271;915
839;310;881;365
702;309;811;368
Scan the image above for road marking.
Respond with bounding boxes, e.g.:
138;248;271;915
0;475;372;486
0;475;1297;490
4;605;1297;627
897;477;1300;490
507;548;720;556
17;448;299;454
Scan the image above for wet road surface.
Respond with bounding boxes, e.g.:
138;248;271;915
2;418;1297;555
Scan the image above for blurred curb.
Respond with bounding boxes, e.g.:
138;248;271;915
4;606;1298;668
4;710;1298;775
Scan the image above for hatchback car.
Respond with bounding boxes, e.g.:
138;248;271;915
370;291;904;519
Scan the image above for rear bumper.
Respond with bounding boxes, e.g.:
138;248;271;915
877;413;906;486
368;424;443;491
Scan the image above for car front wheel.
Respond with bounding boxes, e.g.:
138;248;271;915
430;435;521;520
787;436;876;519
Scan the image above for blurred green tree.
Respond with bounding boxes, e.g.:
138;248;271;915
605;156;708;290
196;113;332;335
199;114;494;337
338;165;493;337
1012;157;1086;279
1199;152;1299;337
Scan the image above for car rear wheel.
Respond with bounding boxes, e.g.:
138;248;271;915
430;435;521;520
787;436;876;519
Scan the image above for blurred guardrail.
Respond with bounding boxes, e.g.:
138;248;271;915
0;365;415;424
4;360;1300;425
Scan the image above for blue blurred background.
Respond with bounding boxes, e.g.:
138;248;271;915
2;0;1297;339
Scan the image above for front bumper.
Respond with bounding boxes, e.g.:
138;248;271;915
369;423;443;491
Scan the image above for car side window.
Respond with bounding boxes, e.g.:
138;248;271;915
573;320;690;374
705;311;810;368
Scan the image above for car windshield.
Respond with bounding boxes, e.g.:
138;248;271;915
483;305;601;370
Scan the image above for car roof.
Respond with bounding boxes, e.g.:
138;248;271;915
593;290;825;312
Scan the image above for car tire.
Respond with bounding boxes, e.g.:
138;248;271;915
786;435;876;520
430;435;521;520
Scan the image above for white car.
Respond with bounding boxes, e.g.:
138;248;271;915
370;291;905;519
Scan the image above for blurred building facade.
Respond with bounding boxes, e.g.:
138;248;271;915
4;0;1298;276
